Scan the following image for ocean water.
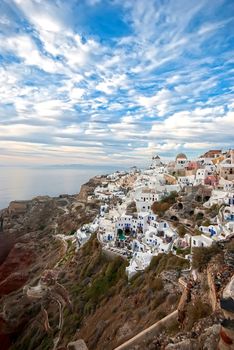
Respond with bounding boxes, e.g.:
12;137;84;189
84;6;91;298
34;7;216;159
0;166;116;210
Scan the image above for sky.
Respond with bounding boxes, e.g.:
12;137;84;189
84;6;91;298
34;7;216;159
0;0;233;168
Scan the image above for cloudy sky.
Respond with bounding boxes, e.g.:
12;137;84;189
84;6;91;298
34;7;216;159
0;0;233;167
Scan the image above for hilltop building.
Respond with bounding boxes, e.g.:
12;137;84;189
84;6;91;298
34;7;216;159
175;153;188;170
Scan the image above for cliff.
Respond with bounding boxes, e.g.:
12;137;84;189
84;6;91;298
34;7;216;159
0;177;101;350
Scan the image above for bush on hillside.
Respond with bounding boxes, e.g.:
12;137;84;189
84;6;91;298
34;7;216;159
177;225;186;237
202;219;211;227
148;253;189;275
192;244;222;271
149;277;164;291
152;191;178;216
85;256;127;304
186;298;212;330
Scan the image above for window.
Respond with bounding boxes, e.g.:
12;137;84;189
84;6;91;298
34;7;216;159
193;240;196;245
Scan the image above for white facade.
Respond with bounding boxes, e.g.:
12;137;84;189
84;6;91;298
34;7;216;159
116;212;154;234
219;178;234;191
178;175;195;188
191;234;213;248
150;155;162;168
199;224;222;238
204;190;233;208
135;190;163;213
101;232;115;242
194;168;208;185
126;252;153;278
175;156;188;170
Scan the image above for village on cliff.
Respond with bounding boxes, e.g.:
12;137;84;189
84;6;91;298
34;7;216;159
76;149;234;278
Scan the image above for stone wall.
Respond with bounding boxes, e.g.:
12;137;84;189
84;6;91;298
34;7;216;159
207;267;218;311
102;248;127;261
114;310;178;350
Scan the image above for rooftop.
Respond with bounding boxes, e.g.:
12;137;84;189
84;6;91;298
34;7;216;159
176;153;187;160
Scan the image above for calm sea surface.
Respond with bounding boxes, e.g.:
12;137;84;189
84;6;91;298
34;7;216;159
0;166;115;210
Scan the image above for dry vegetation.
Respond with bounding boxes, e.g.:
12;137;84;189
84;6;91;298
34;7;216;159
151;191;178;217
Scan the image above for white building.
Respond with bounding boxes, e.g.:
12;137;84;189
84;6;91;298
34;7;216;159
204;190;233;208
191;234;213;248
199;224;222;238
219;178;234;192
194;168;208;186
116;212;150;234
175;153;188;170
126;252;153;278
149;155;163;169
135;188;164;213
101;232;115;242
178;175;195;188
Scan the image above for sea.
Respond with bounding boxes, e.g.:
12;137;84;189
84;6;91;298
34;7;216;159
0;165;121;210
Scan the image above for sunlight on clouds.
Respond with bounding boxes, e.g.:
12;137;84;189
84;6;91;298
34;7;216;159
0;0;233;166
138;89;172;116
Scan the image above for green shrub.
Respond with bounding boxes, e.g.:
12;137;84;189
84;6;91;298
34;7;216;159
85;256;127;303
130;272;143;288
192;244;222;271
84;301;95;315
195;212;204;221
149;253;189;275
152;192;178;215
177;247;190;257
152;290;168;309
186;298;212;330
177;225;186;237
202;219;211;227
226;239;234;253
150;277;163;291
69;229;76;235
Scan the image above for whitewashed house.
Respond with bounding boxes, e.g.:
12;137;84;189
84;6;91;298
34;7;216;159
135;188;163;213
194;168;208;186
178;175;195;188
132;239;145;252
219;178;234;192
199;224;222;238
175;153;188;170
116;212;149;235
191;234;213;248
101;232;115;242
126;252;153;278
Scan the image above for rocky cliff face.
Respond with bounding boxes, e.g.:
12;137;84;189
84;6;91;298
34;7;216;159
0;178;102;350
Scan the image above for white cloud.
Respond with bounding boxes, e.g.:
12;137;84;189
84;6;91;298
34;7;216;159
150;106;234;145
69;87;85;101
138;89;172;116
0;35;63;73
0;0;232;166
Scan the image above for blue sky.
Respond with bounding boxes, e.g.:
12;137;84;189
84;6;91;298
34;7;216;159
0;0;233;167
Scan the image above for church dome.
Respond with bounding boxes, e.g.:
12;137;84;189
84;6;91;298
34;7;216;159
176;153;187;160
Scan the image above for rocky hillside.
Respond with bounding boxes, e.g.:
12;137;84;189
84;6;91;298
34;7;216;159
0;177;233;350
0;176;103;349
